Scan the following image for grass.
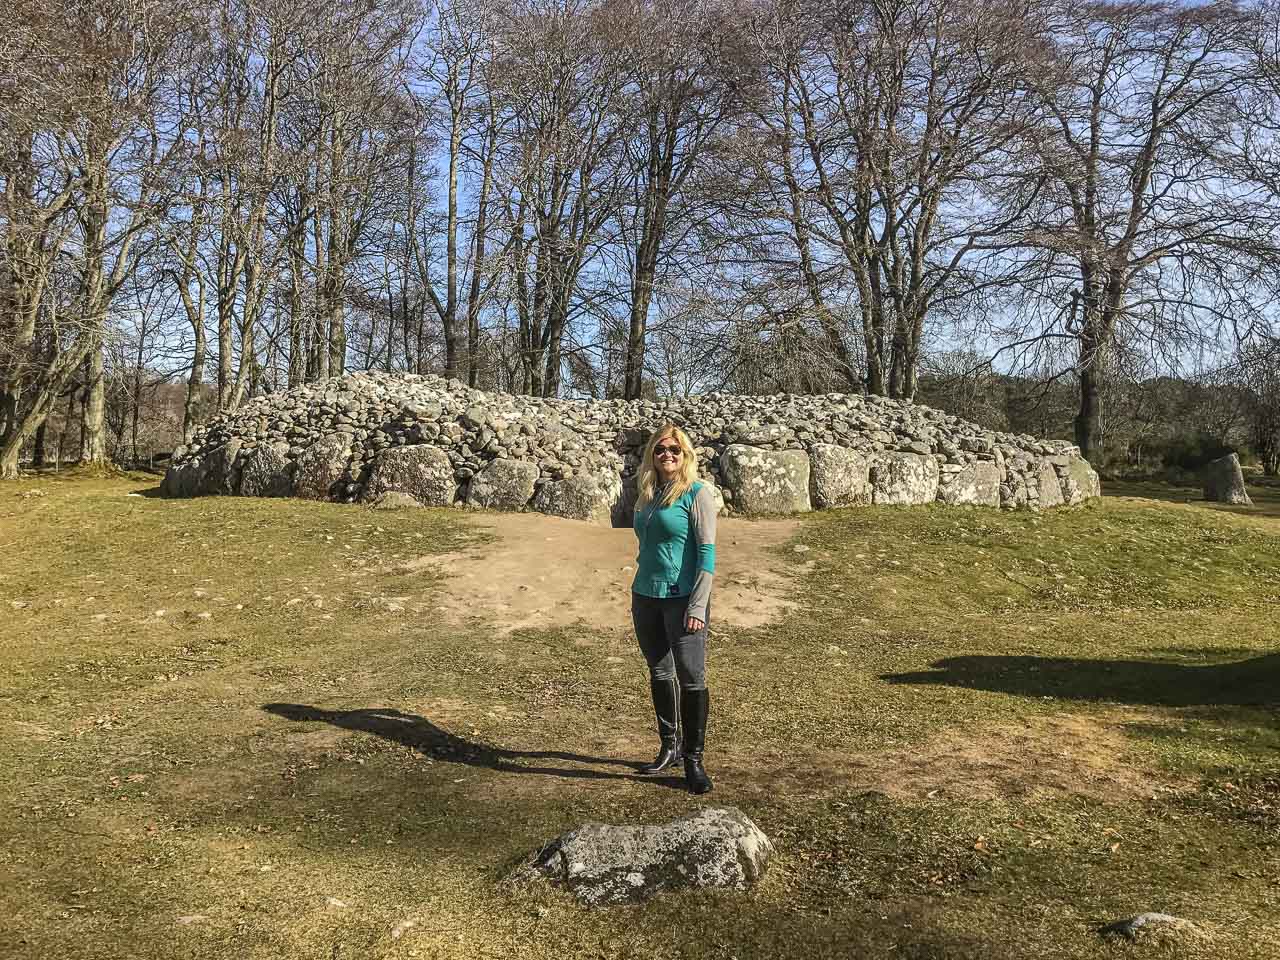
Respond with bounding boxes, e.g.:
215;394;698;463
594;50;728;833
2;471;1279;959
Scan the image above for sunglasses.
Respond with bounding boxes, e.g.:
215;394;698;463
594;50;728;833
654;444;683;456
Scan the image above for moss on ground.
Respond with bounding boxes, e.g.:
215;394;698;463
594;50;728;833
2;473;1278;959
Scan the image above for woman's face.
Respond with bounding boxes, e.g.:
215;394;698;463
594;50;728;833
653;432;684;482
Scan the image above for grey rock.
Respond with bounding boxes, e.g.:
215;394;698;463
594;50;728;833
238;445;294;498
531;473;622;525
195;439;242;495
1098;912;1200;942
160;456;203;498
466;458;539;511
1035;459;1065;509
936;461;1000;506
1203;453;1252;505
363;445;456;507
1059;458;1101;505
511;807;773;906
294;435;353;501
720;445;812;514
370;491;425;510
808;444;871;508
871;453;939;505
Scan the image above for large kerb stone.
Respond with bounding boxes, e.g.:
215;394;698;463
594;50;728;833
1059;458;1101;505
871;452;939;505
294;435;353;501
808;443;871;508
363;445;456;507
720;445;811;514
531;473;622;524
238;444;294;498
466;458;539;511
511;807;774;906
936;461;1000;506
159;456;202;498
1035;460;1065;509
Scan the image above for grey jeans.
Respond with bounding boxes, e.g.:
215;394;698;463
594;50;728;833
631;592;708;691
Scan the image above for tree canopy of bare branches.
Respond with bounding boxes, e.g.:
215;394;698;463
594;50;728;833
4;0;1280;477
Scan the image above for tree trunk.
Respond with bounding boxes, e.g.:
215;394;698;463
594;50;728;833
184;313;206;443
1074;355;1103;462
217;298;233;409
80;346;107;464
32;423;46;468
0;390;15;450
0;336;97;480
624;261;654;401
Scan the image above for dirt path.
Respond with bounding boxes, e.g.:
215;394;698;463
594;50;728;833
402;511;803;634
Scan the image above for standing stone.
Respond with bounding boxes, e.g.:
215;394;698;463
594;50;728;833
936;461;1000;506
510;807;774;906
1203;453;1252;505
719;445;812;514
238;445;294;498
294;435;353;501
870;453;939;505
466;458;539;511
531;473;621;524
363;445;456;507
808;444;871;508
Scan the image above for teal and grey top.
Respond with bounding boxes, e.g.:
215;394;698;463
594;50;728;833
632;480;717;622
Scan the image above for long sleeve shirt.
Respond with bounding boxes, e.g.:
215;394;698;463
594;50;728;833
631;480;717;622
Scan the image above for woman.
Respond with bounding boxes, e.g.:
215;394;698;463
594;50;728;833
630;423;717;794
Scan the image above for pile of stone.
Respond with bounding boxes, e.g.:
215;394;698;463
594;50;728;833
160;371;1100;520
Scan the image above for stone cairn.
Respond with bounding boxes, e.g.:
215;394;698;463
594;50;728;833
160;371;1101;521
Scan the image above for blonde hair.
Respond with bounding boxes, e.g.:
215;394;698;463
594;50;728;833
637;423;699;509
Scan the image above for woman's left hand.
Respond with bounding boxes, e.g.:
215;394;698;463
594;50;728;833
685;616;705;633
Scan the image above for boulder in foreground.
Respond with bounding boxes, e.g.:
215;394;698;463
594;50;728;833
1098;912;1202;944
511;807;773;906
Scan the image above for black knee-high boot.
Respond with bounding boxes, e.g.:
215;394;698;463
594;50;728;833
639;676;682;774
681;688;712;794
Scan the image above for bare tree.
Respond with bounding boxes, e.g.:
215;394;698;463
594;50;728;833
491;0;629;397
0;0;192;477
1008;0;1279;461
736;0;1040;400
413;0;504;384
611;0;747;399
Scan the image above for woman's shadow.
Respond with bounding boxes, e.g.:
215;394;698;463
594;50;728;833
262;703;687;790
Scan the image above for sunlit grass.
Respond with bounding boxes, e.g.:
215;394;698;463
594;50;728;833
2;473;1278;959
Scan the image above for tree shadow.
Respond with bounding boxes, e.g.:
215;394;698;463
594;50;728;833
263;703;687;790
880;654;1280;708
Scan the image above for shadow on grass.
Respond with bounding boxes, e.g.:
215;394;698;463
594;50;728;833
263;703;688;790
881;653;1280;708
